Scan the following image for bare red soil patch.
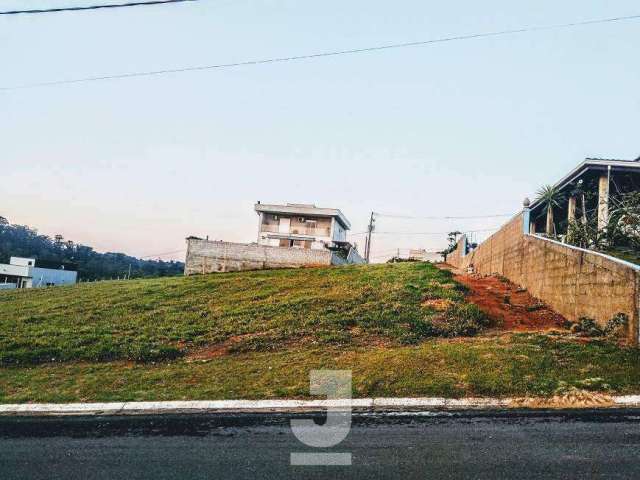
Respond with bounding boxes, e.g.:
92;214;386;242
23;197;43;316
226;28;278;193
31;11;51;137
453;273;566;332
186;332;272;361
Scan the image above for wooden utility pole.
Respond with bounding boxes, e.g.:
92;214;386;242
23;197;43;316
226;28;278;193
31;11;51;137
365;212;375;263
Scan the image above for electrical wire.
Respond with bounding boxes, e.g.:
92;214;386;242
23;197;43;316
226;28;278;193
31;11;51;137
374;212;514;220
371;228;499;236
0;0;198;15
3;13;639;90
138;249;186;259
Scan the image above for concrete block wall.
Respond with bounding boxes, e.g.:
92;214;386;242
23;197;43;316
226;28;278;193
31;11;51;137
184;238;334;275
448;213;640;344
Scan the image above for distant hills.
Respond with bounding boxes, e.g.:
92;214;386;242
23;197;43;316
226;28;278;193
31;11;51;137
0;216;183;281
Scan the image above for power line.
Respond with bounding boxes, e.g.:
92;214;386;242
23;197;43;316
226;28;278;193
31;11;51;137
138;249;186;259
372;227;499;236
375;212;514;220
0;0;198;16
3;13;639;90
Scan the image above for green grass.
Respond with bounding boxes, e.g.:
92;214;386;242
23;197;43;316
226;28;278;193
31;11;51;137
2;262;640;403
0;263;480;365
2;334;640;402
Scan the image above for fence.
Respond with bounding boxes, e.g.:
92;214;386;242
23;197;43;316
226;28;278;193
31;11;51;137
447;211;640;344
184;238;364;274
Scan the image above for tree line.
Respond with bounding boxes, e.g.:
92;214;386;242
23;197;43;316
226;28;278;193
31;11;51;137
0;216;184;281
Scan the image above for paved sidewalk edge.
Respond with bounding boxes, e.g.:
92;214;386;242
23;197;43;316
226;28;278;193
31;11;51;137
0;396;639;416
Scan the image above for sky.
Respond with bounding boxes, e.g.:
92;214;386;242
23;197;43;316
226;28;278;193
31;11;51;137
1;0;639;262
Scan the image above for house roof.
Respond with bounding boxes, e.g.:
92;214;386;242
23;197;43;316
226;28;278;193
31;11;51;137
255;203;352;229
529;157;640;212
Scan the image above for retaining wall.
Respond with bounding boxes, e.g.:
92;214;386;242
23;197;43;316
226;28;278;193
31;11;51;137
448;213;640;344
184;238;356;275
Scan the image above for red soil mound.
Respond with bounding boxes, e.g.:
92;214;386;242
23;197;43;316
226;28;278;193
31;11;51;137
454;273;566;332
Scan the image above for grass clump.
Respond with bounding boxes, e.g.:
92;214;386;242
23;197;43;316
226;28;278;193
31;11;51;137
567;314;629;339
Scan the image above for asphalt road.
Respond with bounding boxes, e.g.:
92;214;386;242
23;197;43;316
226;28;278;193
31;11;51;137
1;410;640;479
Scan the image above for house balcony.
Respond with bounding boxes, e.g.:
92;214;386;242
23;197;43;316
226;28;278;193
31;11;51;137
260;224;331;237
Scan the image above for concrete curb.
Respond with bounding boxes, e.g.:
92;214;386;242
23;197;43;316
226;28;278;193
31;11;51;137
1;396;640;416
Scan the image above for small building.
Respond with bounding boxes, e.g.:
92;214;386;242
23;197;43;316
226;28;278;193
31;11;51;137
0;257;78;290
408;249;442;263
255;203;350;250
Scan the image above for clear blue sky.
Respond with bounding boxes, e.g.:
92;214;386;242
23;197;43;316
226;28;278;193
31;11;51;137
2;0;639;261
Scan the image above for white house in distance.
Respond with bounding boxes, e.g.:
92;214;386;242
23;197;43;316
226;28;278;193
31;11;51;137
255;203;350;250
0;257;78;290
184;203;364;275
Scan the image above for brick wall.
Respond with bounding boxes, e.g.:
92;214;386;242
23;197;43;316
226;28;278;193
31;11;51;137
184;238;335;275
448;213;640;343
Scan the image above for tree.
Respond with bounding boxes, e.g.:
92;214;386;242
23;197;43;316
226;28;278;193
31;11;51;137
0;216;8;225
0;222;184;280
536;185;562;236
439;231;463;262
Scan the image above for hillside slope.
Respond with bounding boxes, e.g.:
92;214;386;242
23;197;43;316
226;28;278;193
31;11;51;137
0;263;485;365
2;263;640;403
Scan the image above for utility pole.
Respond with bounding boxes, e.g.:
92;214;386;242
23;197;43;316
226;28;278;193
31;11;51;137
365;212;375;263
127;264;132;280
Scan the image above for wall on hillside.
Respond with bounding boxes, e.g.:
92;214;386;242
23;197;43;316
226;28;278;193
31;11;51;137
448;212;640;344
184;238;336;275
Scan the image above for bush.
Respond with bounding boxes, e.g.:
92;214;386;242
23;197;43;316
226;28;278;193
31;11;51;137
570;317;603;337
568;314;629;339
603;313;629;338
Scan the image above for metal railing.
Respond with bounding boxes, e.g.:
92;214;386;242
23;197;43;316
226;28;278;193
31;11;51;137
260;224;331;237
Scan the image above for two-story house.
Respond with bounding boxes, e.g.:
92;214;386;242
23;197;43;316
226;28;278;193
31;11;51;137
255;203;351;250
184;202;364;275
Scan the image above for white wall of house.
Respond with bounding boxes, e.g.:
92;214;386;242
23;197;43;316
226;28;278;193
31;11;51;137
0;263;30;278
331;219;347;242
10;257;36;267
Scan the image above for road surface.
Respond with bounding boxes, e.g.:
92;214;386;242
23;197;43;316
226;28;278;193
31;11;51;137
1;410;640;479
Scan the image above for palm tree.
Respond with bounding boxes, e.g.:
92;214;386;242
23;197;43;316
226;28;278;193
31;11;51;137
536;185;562;236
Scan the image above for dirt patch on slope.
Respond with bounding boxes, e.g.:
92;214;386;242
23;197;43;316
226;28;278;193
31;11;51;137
453;273;566;332
422;298;455;311
511;390;614;409
186;332;273;361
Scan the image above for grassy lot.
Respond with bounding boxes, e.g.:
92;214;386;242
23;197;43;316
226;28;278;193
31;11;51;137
1;262;640;402
0;263;483;365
